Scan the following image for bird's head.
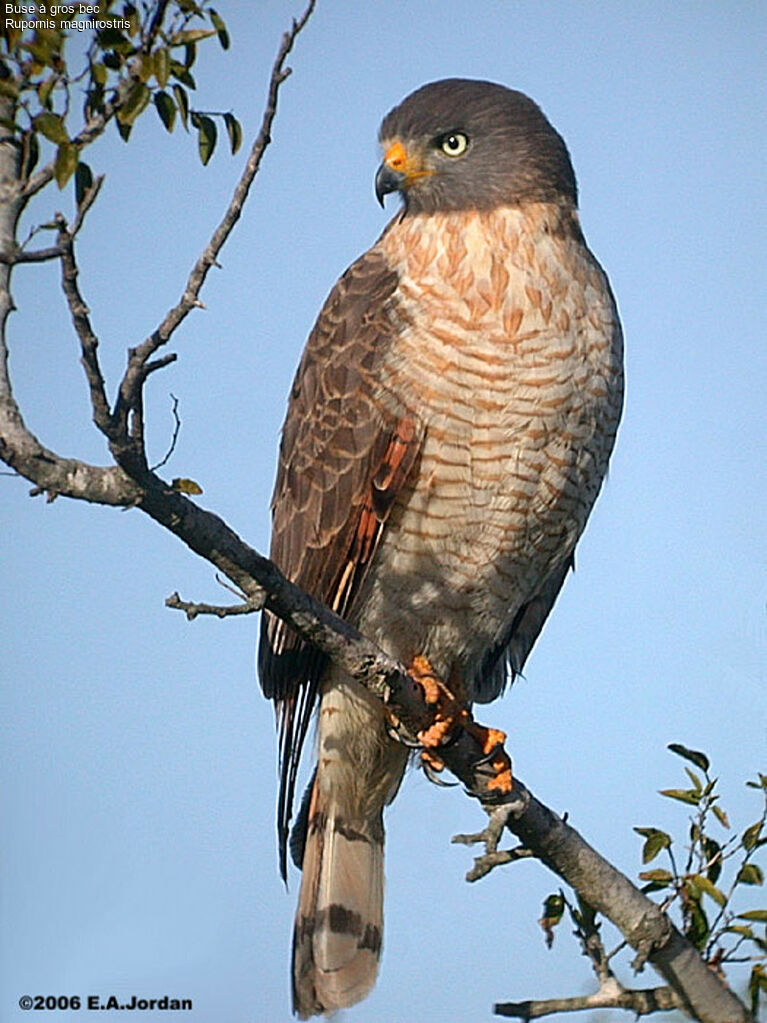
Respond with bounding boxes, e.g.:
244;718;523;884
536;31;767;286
375;78;578;215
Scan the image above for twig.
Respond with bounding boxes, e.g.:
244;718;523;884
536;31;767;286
453;800;533;881
166;590;265;619
0;245;63;265
495;981;682;1019
150;393;182;472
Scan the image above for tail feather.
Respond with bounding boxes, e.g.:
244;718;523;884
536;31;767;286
293;795;383;1017
290;675;407;1018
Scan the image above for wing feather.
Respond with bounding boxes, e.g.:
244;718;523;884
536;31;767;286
258;247;421;877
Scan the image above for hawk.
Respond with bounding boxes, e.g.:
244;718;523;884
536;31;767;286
258;78;624;1017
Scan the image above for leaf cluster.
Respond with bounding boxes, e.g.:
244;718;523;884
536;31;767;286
536;746;765;1016
634;745;767;1015
0;0;241;192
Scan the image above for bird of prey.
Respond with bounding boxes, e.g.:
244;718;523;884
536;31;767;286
258;78;624;1018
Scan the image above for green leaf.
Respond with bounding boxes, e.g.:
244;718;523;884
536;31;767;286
633;827;671;864
737;863;764;886
172;84;189;131
154;91;176;133
668;743;710;773
115;118;132;143
224;112;242;155
638;868;674;884
685;894;710;950
743;821;764;851
739;909;767;922
712;804;730;829
171;64;196;90
34;112;68;145
172;28;216;45
726;924;755;939
750;963;767;1016
171;477;203;495
54;143;78;189
702;837;722;884
91;61;107;87
209;8;230;49
684;767;703;793
117;82;150;126
154;47;170;88
96;27;131;52
539;892;565;949
659;788;700;806
193;114;216;165
702;776;717;797
691;874;727;907
37;74;56;109
74;161;93;206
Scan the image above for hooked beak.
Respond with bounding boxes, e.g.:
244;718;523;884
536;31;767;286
375;139;433;207
375;161;406;207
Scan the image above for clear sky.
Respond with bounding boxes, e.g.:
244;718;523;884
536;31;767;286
1;2;765;1021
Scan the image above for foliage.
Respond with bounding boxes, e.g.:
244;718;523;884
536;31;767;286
635;745;767;1015
541;744;767;1016
0;0;241;192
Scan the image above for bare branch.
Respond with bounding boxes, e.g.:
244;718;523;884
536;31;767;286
55;214;113;435
453;802;534;881
165;590;265;620
495;981;682;1019
0;244;62;265
0;179;101;264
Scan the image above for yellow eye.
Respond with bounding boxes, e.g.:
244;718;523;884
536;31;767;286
439;132;469;157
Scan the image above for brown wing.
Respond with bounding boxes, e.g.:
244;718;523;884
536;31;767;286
258;246;422;877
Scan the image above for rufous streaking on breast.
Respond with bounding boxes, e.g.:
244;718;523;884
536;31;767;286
258;77;623;1018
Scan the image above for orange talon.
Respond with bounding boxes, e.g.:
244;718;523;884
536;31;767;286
420;748;446;772
409;654;442;705
487;754;513;794
464;719;514;794
407;654;465;747
406;655;514;794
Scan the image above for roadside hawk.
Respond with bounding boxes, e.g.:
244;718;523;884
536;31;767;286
258;78;624;1018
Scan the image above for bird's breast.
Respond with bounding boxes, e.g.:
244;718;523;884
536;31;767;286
357;205;623;674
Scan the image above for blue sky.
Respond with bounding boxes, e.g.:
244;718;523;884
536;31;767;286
1;2;765;1021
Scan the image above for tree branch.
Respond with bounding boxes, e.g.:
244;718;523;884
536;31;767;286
495;980;682;1019
166;590;264;620
0;244;63;265
55;211;112;435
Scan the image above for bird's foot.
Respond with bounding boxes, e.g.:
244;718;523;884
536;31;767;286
462;719;513;795
408;654;464;748
407;655;513;795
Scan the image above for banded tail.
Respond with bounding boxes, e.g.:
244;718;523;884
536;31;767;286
291;674;407;1018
